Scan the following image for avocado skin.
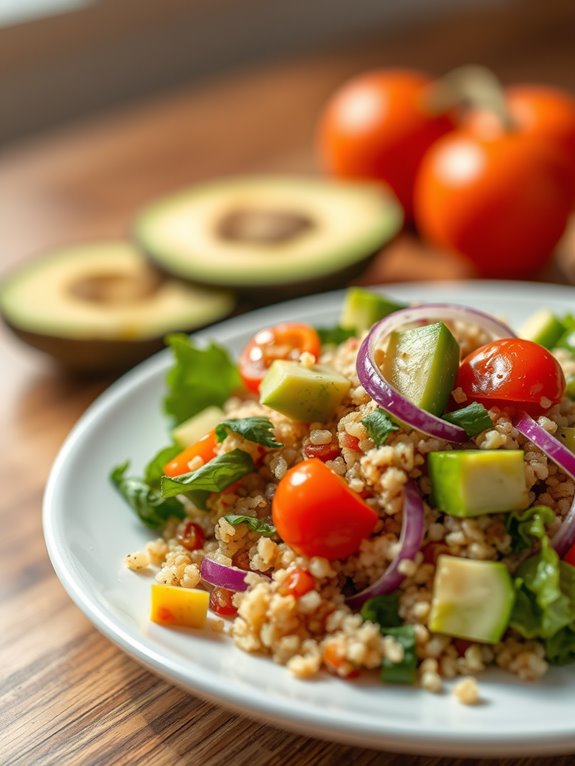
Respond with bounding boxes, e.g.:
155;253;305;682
4;320;168;374
429;449;528;517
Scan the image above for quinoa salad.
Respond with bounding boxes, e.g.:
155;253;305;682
113;288;575;705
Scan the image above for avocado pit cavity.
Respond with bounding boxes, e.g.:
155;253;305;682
215;207;314;245
68;268;163;305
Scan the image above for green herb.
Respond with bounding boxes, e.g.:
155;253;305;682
362;408;399;446
164;334;242;426
360;593;402;628
443;402;493;437
315;325;356;346
381;626;417;684
223;514;277;537
360;594;416;684
110;461;185;530
566;375;575;400
161;448;254;509
144;444;181;488
215;416;282;448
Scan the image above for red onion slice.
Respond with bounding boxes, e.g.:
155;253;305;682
514;411;575;482
345;480;425;610
201;557;251;592
513;411;575;557
356;303;515;443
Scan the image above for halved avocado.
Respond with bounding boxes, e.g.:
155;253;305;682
0;241;234;372
134;175;402;297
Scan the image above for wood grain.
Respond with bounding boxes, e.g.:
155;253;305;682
2;1;575;763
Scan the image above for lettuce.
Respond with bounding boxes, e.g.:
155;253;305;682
507;506;575;665
164;334;242;425
110;461;185;530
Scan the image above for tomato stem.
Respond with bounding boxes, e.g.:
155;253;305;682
425;65;515;132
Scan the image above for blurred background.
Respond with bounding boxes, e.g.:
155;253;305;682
1;0;575;374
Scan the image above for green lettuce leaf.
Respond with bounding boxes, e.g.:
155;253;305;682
144;444;182;488
506;505;555;553
362;408;399;447
215;416;282;448
164;334;242;426
360;593;402;628
110;461;185;530
360;594;416;684
160;448;254;509
223;514;277;537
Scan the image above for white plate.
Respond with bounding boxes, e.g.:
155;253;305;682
44;281;575;757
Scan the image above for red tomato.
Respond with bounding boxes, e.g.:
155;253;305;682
414;128;573;278
465;85;575;197
278;568;315;598
176;521;205;551
303;442;341;462
163;430;217;477
318;69;455;217
209;587;237;617
564;543;575;567
239;323;321;394
272;458;378;560
456;338;565;416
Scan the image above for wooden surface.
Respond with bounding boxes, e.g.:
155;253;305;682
2;1;575;763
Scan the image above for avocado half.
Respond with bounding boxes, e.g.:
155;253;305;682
134;176;403;298
0;241;234;372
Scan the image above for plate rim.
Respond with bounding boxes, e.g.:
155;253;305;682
43;280;575;757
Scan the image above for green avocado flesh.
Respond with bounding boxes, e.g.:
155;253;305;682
518;309;565;349
429;450;528;517
339;287;405;335
0;241;234;370
429;555;515;643
382;322;460;416
259;360;350;422
171;406;225;447
134;176;402;292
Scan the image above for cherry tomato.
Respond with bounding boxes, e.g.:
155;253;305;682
564;542;575;567
455;338;565;416
272;458;378;560
317;69;455;217
303;442;341;462
176;521;205;552
239;323;321;394
413;127;573;278
278;568;315;598
209;587;237;617
163;430;217;477
465;85;575;197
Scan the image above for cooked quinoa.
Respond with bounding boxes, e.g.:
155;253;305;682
123;319;575;704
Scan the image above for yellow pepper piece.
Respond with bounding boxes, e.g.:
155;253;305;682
150;584;209;628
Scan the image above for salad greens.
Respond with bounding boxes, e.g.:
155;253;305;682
160;449;254;509
360;594;416;684
223;514;277;537
315;325;356;346
443;402;492;437
215;416;283;448
110;461;185;530
164;334;241;425
362;408;399;447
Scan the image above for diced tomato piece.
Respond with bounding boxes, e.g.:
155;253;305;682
209;587;238;617
340;433;361;451
176;522;205;552
303;442;341;461
322;643;360;678
564;542;575;567
278;568;315;598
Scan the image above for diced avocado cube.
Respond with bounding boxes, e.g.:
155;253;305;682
259;360;350;422
429;450;528;517
429;555;515;643
382;321;459;416
518;309;566;349
171;406;225;447
340;287;405;335
557;426;575;453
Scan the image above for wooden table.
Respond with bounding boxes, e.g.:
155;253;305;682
2;1;575;763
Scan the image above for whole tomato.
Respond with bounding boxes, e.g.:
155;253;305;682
465;85;575;195
413;127;573;278
317;69;455;217
455;338;565;416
